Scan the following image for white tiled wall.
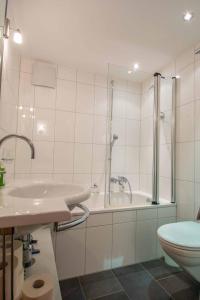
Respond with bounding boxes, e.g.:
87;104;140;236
0;9;20;180
176;45;197;221
110;80;142;192
140;42;200;221
1;58;109;190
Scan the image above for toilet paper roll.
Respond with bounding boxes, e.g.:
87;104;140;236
22;273;54;300
0;255;19;300
0;240;23;271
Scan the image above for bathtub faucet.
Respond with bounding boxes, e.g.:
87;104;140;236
110;176;133;203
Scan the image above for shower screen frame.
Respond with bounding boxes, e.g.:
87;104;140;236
152;73;177;205
105;68;177;207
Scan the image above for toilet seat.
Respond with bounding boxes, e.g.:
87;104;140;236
157;221;200;251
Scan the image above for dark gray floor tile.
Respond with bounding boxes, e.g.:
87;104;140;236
142;259;181;280
79;270;122;300
158;272;200;300
94;291;129;300
113;263;143;277
59;278;85;300
117;269;170;300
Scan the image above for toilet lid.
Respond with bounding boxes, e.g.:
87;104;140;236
157;221;200;249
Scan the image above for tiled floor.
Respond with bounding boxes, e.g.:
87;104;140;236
59;259;200;300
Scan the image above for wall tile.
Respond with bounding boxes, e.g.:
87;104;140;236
94;86;108;116
56;229;86;280
126;119;140;146
125;146;139;174
92;145;106;173
31;141;54;173
176;142;194;181
140;146;153;175
113;210;136;223
55;111;75;142
112;222;136;268
85;225;112;274
19;73;35;107
75;113;93;143
35;86;56;109
56;80;76;112
15;140;32;173
136;219;157;262
93;115;107;144
195;100;200;140
125;93;141;120
176;180;195;220
195;59;200;100
76;83;94;114
176;64;194;106
54;142;74;173
87;213;112;227
74;143;92;173
17;106;34;138
176;102;194;142
141;117;153;146
160;144;171;178
33;108;55;141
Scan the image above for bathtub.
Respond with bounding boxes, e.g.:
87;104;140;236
55;191;176;280
76;190;174;214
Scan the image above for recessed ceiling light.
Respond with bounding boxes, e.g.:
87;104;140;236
183;11;193;22
133;63;139;70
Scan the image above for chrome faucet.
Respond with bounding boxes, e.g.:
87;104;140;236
0;134;35;159
110;176;133;203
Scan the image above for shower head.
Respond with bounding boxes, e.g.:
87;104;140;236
111;134;118;147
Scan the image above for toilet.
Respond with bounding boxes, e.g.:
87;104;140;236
158;221;200;282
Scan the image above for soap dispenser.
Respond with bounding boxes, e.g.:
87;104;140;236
0;161;6;187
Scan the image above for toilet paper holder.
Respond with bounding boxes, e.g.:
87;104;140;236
0;227;15;300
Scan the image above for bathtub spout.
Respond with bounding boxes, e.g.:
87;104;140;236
110;176;133;203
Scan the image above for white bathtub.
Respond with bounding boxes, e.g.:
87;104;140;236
56;190;177;280
79;191;173;214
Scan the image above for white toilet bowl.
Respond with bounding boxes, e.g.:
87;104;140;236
158;221;200;282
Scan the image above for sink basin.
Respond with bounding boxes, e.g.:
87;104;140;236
0;180;91;229
8;182;90;206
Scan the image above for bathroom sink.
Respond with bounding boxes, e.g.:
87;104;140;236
0;180;91;229
8;182;90;206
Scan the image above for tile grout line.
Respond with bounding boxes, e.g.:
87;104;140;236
110;269;132;300
140;263;172;298
78;277;87;300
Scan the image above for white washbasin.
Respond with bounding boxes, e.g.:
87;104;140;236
0;180;91;229
8;182;90;206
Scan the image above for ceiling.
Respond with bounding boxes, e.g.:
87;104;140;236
9;0;200;77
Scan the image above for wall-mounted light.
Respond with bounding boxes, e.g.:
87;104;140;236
2;18;23;44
